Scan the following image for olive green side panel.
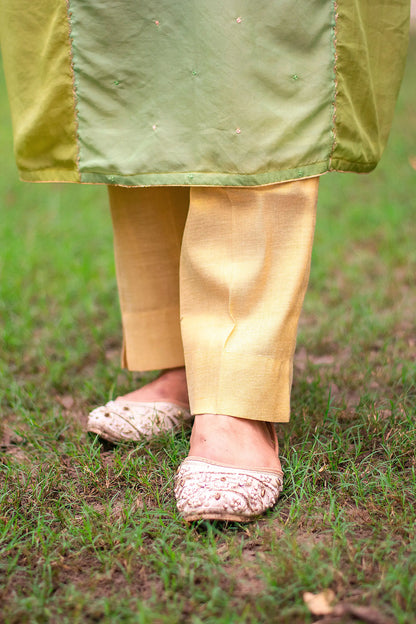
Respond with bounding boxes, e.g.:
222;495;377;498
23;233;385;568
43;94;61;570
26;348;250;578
68;0;335;185
0;0;79;181
332;0;410;171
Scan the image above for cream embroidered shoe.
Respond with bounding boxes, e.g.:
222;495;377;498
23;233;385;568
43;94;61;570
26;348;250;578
87;400;192;442
174;422;283;522
174;457;283;522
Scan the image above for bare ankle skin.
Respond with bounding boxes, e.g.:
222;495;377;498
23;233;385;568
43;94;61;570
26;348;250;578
188;413;281;472
116;366;190;409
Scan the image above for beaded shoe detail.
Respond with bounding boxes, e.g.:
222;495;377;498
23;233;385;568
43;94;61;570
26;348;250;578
87;400;192;442
174;457;283;522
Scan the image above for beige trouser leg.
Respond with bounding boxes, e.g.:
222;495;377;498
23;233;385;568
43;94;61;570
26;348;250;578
180;179;319;422
108;185;189;370
109;178;319;422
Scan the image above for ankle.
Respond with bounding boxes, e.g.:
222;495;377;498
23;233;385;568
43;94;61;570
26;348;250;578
116;365;189;408
189;413;281;471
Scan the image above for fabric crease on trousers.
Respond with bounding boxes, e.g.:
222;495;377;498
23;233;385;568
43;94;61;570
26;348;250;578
108;178;319;423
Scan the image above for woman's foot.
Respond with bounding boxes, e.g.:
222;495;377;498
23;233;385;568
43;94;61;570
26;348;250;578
174;414;283;522
116;366;189;409
87;367;191;442
188;413;281;472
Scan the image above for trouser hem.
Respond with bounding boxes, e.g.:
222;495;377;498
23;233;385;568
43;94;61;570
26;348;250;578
121;309;185;371
186;349;292;423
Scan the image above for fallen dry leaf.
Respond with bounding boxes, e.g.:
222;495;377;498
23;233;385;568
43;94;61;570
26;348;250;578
303;590;336;616
57;395;75;410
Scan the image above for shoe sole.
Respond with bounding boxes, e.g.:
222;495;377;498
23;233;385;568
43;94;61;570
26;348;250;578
182;512;260;522
87;425;129;443
87;420;192;443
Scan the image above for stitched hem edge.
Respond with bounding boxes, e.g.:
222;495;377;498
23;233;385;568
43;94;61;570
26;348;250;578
65;0;81;181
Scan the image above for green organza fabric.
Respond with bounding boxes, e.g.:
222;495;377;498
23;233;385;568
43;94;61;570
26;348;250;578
0;0;410;186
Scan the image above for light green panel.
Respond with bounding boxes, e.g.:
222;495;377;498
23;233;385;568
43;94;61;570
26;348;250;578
0;0;79;182
331;0;410;173
68;0;335;186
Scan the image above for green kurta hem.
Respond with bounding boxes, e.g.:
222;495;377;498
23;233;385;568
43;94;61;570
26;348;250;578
0;1;410;188
18;160;378;187
77;162;330;187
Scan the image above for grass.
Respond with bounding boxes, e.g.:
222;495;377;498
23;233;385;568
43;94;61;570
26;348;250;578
1;37;416;624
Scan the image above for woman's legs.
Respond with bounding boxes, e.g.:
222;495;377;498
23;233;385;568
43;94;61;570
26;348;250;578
103;179;318;471
180;179;319;421
180;178;319;468
107;185;189;407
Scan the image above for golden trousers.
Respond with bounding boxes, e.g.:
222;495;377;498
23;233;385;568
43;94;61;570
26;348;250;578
108;178;319;423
